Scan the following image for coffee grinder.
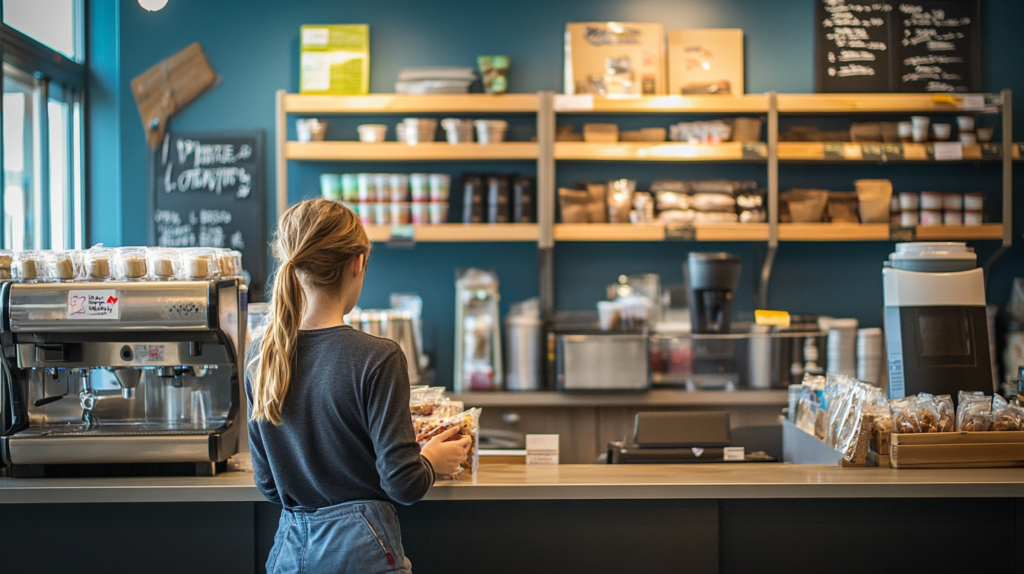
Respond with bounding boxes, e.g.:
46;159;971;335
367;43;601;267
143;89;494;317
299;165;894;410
686;253;742;388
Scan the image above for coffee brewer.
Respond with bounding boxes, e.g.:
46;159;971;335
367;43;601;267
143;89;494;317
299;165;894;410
883;242;993;401
687;252;741;335
0;279;245;477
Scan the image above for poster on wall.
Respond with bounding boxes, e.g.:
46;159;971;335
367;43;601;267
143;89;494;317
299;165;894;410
815;0;980;93
148;129;266;300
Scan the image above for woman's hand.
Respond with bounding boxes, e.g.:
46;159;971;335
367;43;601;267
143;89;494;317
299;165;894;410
421;426;471;476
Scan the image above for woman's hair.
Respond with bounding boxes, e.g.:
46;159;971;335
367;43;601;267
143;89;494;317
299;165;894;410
249;199;369;424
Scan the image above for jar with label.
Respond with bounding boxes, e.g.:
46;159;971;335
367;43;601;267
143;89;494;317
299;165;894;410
181;248;219;280
117;247;149;281
14;251;46;283
51;251;82;282
217;249;243;277
148;248;180;280
85;248;115;281
0;250;12;280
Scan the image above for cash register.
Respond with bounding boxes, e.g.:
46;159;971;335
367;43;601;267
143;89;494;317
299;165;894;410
607;412;776;463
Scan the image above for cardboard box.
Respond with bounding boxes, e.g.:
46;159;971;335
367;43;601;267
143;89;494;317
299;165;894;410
300;24;369;94
889;431;1024;469
668;29;744;96
564;22;665;96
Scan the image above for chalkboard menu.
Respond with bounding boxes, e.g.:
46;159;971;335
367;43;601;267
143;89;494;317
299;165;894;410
815;0;980;93
149;130;265;300
894;1;980;92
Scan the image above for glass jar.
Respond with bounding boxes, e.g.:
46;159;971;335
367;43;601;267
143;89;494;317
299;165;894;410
181;248;219;280
217;249;242;277
85;248;115;281
148;248;180;280
117;247;149;281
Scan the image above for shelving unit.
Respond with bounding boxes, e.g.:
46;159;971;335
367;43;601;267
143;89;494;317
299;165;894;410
275;89;1014;323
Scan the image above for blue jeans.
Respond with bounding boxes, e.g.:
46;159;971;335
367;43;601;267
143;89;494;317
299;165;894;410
266;500;412;574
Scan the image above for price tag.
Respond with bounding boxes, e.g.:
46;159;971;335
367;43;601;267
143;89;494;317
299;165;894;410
526;434;560;465
933;142;964;161
960;94;986;111
890;226;917;242
861;144;883;162
979;143;1001;159
881;144;903;161
823;142;846;160
903;144;928;161
664;223;696;241
742;143;767;160
843;143;863;160
386;225;415;248
723;447;745;461
553;94;594;112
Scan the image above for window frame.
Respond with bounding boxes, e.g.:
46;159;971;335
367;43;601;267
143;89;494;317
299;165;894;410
0;0;86;250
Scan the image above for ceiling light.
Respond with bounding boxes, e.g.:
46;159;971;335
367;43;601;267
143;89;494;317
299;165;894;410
139;0;169;11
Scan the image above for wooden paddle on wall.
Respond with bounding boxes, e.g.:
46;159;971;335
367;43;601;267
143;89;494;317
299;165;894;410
131;42;218;149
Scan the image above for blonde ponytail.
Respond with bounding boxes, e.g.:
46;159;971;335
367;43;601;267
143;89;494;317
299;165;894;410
249;199;369;424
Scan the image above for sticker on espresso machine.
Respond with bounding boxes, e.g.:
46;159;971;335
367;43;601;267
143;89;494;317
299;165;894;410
66;290;121;320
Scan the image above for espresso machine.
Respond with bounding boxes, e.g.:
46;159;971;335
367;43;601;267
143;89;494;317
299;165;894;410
0;279;245;477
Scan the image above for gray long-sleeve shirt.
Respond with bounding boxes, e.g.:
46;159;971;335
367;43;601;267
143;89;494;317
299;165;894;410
245;325;434;508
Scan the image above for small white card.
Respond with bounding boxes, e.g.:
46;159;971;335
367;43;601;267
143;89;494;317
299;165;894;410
525;434;559;465
960;94;986;111
554;94;594;112
933;142;964;161
723;446;745;461
67;290;120;320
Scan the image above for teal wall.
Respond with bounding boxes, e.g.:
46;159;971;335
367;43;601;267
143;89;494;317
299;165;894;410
89;0;1024;387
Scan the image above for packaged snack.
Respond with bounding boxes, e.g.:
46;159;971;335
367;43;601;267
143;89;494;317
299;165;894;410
935;394;955;432
655;190;690;211
148;248;180;280
117;247;149;281
51;251;81;282
0;250;12;280
435;398;464;418
14;251;45;282
991;394;1022;431
892;397;921;433
915;393;940;433
413;407;481;480
607;179;635;223
956;391;992;432
85;248;114;281
217;249;242;278
409;386;445;417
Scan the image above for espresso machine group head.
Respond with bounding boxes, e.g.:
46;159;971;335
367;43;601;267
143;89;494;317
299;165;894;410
0;279;246;477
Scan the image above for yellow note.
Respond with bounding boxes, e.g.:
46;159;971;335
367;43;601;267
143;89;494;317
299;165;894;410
755;309;791;327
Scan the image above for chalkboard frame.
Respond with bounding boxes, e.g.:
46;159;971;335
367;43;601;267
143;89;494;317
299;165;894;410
147;128;266;301
815;0;982;94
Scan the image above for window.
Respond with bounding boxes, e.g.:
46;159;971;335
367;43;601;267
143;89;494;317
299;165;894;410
1;0;85;250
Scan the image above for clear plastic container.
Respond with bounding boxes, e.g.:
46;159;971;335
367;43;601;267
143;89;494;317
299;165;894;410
409;174;429;202
390;202;411;224
428;174;451;202
388;174;409;202
217;249;243;277
51;250;82;282
14;251;46;283
181;248;219;280
85;248;115;281
148;248;180;280
428;202;449;224
117;247;149;281
0;250;12;280
411;202;429;224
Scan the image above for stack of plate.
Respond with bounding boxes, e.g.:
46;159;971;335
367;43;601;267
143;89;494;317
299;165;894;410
857;328;884;384
826;318;859;377
395;67;476;94
397;118;438;145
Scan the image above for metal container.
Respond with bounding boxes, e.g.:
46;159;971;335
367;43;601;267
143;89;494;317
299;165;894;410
556;333;650;391
506;314;542;391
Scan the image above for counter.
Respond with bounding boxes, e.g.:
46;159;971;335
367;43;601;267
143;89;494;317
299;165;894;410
2;466;1022;573
3;464;1024;503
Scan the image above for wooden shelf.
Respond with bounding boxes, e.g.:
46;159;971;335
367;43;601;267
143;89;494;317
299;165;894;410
285;141;538;161
554;142;765;162
554;94;769;114
776;93;999;114
449;389;788;408
779;223;1003;242
365;223;539;242
554;223;768;242
778;142;1004;162
283;93;539;114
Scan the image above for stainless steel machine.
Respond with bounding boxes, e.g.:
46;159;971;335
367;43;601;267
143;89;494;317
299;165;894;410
0;279;245;477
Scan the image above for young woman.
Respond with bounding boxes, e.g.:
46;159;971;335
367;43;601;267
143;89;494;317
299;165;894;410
247;199;469;573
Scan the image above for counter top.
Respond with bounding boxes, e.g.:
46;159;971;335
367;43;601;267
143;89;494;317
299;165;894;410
449;390;788;408
3;464;1023;504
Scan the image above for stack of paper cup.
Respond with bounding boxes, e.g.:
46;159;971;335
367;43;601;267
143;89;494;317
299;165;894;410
857;328;884;384
827;318;859;377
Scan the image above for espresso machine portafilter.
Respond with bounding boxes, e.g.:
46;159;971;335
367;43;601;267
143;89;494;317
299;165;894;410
0;279;246;477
